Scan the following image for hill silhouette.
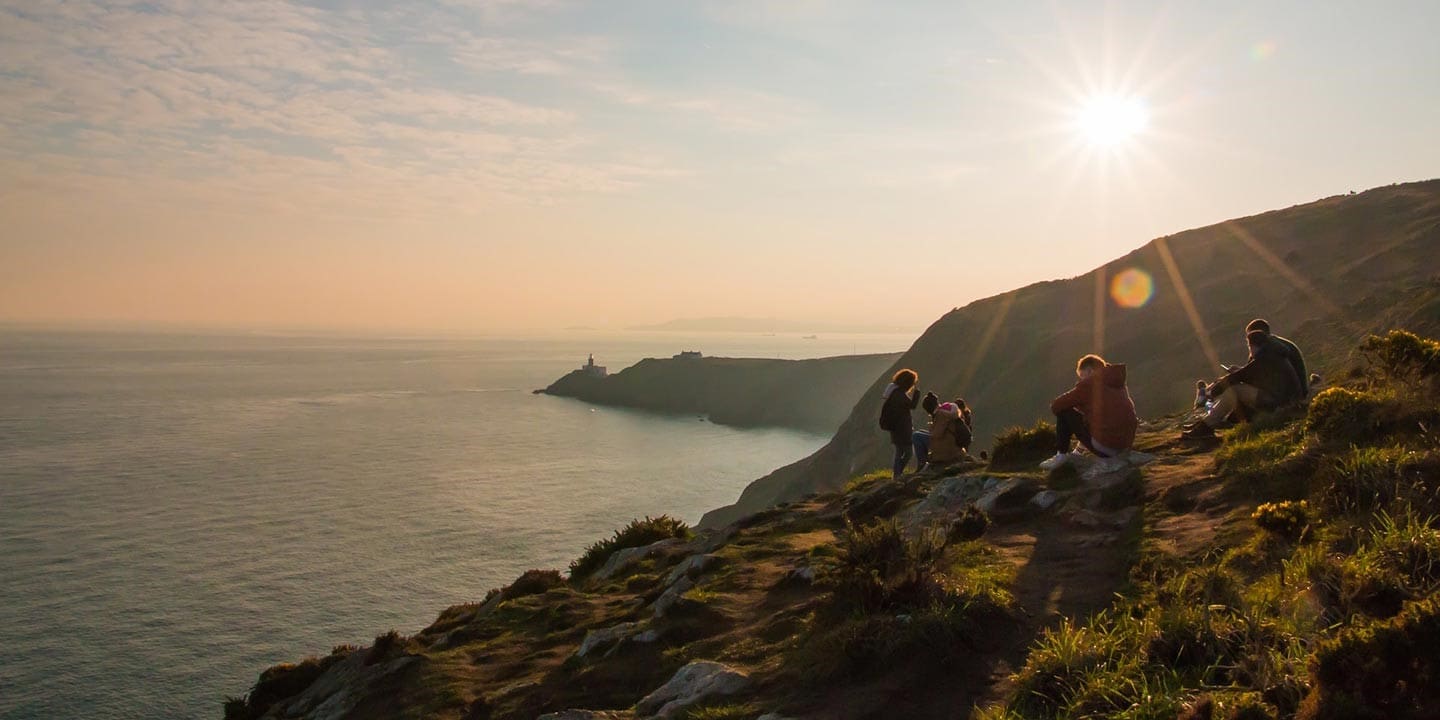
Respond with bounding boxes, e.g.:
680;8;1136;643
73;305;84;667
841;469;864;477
702;179;1440;528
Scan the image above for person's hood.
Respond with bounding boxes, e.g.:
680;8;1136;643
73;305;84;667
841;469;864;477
935;402;960;417
882;382;899;399
1101;363;1128;388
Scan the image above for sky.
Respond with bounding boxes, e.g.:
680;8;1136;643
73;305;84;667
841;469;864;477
2;0;1438;335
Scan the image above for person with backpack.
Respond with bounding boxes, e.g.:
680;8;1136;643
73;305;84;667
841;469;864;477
1041;354;1139;470
926;400;973;466
879;369;921;479
1182;330;1302;439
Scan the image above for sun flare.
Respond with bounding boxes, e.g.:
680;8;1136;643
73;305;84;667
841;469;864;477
1075;95;1149;146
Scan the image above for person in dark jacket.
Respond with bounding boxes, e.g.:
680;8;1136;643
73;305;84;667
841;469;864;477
879;369;921;479
1042;354;1140;470
1183;330;1302;439
1246;318;1309;398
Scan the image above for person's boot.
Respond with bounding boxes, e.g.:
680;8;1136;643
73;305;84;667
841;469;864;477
1181;422;1217;440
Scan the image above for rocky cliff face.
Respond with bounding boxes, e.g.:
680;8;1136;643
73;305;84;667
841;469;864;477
542;353;902;434
701;180;1440;528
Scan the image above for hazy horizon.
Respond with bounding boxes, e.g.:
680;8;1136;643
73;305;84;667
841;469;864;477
4;1;1439;334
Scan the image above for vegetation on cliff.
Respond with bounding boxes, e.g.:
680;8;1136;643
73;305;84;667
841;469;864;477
226;330;1440;720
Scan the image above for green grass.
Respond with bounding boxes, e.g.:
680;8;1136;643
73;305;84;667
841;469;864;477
983;331;1440;720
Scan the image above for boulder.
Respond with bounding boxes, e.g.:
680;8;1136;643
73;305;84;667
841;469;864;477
593;538;686;581
576;621;649;658
651;576;696;618
975;476;1040;514
537;711;626;720
900;475;989;530
1030;490;1061;510
784;565;816;584
663;553;720;587
636;661;751;718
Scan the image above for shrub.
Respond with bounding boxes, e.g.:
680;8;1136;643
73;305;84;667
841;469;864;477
1299;596;1440;720
1252;501;1315;543
364;630;404;666
832;517;948;613
1305;388;1386;446
244;658;326;716
568;515;692;581
1359;330;1440;380
990;421;1057;468
502;569;565;600
948;504;990;542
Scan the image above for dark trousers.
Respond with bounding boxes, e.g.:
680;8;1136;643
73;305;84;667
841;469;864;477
1055;407;1103;456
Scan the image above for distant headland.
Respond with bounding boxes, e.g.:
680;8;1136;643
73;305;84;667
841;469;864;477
537;351;901;434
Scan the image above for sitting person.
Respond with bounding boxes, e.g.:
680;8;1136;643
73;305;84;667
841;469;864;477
926;400;974;466
1041;354;1139;470
1183;330;1302;439
911;392;941;469
1246;318;1309;399
879;369;922;479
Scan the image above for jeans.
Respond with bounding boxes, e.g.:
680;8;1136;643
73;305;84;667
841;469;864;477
1204;383;1264;427
1055;407;1116;458
892;441;913;479
912;430;932;467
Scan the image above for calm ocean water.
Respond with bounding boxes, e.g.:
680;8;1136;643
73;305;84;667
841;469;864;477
0;329;909;720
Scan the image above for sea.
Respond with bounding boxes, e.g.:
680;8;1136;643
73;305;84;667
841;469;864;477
0;329;910;720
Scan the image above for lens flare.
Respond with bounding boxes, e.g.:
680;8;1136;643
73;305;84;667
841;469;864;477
1109;267;1154;308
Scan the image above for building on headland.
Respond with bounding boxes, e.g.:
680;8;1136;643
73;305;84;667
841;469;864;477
583;354;608;377
674;350;703;360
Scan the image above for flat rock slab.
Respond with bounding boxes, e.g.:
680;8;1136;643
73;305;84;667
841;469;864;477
636;661;751;718
593;538;687;581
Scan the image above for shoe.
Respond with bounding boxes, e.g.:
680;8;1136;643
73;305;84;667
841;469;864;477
1180;423;1217;440
1039;453;1070;471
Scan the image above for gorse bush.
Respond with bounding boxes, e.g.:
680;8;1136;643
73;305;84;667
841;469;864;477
1359;329;1440;380
1252;501;1314;543
991;421;1057;467
501;569;565;600
568;515;691;581
1305;387;1387;446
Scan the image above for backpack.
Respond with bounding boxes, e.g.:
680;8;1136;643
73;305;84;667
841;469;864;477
878;399;895;432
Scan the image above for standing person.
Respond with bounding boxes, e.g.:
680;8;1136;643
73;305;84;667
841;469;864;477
1041;354;1139;470
911;392;941;470
878;369;921;479
1182;330;1302;439
1245;318;1309;398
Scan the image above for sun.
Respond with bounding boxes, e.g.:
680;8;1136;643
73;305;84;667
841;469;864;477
1074;95;1149;146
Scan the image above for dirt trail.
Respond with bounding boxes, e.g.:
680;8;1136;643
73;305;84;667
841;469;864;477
970;430;1228;712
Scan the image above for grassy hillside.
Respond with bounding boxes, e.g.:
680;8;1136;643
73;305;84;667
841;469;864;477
225;330;1440;720
702;180;1440;528
542;353;902;434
